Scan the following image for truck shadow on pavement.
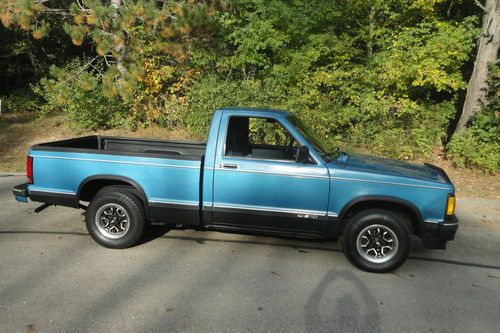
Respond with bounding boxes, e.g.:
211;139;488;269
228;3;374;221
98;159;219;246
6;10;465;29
305;270;380;332
1;227;499;270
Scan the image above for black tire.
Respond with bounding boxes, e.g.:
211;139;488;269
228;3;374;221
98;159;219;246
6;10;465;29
85;187;146;249
342;209;411;273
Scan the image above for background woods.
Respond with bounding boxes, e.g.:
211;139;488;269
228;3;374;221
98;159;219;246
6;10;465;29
0;0;498;172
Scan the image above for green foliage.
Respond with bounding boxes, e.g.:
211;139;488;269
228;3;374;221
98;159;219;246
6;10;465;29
33;59;127;130
248;117;292;147
186;0;477;159
0;20;85;95
0;0;49;37
447;130;500;174
0;90;41;113
374;18;478;95
185;74;289;135
1;0;216;100
0;0;493;171
448;64;500;173
63;0;216;101
33;56;189;130
123;42;191;129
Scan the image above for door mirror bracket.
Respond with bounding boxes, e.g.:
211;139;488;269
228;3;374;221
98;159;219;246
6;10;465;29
296;146;310;163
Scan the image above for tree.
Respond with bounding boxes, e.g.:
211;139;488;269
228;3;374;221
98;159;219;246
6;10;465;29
455;0;499;133
0;0;216;99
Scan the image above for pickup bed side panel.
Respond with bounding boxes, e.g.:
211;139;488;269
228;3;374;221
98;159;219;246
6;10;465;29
29;150;202;225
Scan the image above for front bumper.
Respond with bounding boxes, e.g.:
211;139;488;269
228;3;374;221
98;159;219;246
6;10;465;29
421;215;458;249
13;183;29;203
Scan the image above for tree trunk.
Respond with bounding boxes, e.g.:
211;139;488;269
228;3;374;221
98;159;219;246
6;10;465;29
110;0;126;74
455;0;500;133
367;6;376;57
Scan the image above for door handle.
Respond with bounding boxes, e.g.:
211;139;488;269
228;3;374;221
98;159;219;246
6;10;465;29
222;163;238;169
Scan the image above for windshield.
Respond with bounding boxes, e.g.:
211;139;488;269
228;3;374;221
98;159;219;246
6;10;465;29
286;114;338;161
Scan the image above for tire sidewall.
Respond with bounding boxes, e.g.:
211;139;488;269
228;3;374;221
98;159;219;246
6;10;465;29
343;209;411;273
86;190;145;249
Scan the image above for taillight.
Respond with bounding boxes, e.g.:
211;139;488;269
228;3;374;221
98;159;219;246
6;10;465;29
27;156;33;184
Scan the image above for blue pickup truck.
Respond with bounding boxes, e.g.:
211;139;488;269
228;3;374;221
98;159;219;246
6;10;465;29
12;107;458;272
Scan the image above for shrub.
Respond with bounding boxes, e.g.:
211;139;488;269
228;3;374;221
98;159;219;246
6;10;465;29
0;90;42;113
124;56;188;130
447;64;500;173
448;130;499;173
356;98;455;160
33;57;189;131
33;59;127;130
186;73;455;159
185;74;288;136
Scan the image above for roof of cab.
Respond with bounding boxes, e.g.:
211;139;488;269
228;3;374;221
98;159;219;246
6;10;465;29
217;107;292;117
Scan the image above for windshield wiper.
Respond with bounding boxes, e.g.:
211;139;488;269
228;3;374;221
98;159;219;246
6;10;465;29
323;147;349;162
323;147;341;161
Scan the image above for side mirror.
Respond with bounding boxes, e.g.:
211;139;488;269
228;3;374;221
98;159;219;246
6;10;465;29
296;145;310;163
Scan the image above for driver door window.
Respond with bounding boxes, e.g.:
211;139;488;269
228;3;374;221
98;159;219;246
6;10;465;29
225;116;299;161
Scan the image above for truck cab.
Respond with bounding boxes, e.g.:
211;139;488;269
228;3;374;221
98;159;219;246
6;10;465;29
204;108;331;236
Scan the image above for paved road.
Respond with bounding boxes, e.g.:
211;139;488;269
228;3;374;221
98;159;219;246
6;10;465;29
1;175;499;332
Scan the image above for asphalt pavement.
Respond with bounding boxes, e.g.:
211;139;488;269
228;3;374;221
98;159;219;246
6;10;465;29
1;174;499;332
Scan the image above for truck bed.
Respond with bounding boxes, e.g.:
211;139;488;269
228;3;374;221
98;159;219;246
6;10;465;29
33;135;206;160
28;135;206;225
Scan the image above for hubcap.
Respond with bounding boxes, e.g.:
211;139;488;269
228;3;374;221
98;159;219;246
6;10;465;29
95;203;130;239
356;224;399;264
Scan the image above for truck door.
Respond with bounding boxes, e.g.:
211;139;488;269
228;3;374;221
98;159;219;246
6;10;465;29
210;113;330;236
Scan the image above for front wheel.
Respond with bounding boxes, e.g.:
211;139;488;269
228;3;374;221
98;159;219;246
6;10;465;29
85;187;146;249
342;209;411;273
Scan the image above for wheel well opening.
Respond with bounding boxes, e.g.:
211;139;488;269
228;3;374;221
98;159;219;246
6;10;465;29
341;200;421;236
79;179;144;204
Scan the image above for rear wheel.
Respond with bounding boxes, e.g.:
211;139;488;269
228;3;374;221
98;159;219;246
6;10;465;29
85;187;146;248
342;209;411;273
